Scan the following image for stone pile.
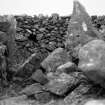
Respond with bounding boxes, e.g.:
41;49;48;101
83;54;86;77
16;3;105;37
0;1;105;105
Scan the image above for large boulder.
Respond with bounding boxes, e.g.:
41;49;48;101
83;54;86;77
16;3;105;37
78;39;105;88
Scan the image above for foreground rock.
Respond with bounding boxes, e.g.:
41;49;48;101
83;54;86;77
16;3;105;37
0;95;33;105
41;48;71;72
45;72;84;96
78;39;105;88
12;52;44;79
34;91;52;104
19;83;53;103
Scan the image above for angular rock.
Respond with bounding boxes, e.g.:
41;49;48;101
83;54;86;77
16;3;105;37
78;39;105;88
65;1;101;54
34;91;52;104
15;33;28;41
19;83;44;96
0;16;17;70
31;69;49;85
84;99;105;105
64;83;93;105
45;72;83;96
0;43;8;86
41;48;71;72
6;16;17;65
56;61;78;74
13;53;41;75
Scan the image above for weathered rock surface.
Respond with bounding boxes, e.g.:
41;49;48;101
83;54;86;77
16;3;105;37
19;83;44;96
13;52;44;79
45;72;84;96
0;95;33;105
31;69;49;85
78;39;105;88
64;83;93;105
34;91;52;104
56;61;78;74
84;99;105;105
41;48;71;72
65;0;101;58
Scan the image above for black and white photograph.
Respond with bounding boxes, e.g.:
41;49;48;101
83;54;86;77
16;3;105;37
0;0;105;105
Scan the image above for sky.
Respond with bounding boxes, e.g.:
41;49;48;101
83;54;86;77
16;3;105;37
0;0;105;16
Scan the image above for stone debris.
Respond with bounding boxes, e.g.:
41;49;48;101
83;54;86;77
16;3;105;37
41;48;71;72
78;39;105;87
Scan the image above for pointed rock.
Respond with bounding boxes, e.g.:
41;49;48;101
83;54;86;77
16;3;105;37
65;0;101;49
